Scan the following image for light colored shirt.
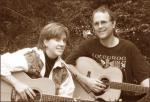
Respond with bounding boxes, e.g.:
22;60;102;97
1;47;75;97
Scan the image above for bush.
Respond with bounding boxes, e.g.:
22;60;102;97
0;0;149;62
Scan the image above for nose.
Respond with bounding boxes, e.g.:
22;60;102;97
98;23;102;28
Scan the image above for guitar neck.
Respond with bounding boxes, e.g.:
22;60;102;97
41;94;94;102
110;82;149;93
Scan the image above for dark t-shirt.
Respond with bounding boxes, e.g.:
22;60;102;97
65;38;150;101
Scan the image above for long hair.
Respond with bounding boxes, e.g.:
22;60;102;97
37;22;69;51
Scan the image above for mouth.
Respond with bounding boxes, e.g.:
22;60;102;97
98;29;106;32
98;28;106;32
97;31;106;35
56;48;65;52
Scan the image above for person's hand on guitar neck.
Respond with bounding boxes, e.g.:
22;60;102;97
2;75;36;101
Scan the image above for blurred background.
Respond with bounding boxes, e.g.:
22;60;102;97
0;0;150;62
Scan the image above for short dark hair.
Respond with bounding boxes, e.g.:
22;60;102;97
37;22;69;50
92;6;116;22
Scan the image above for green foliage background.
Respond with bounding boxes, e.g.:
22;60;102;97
0;0;150;62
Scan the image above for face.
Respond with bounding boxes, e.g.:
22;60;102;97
44;33;67;58
93;11;116;40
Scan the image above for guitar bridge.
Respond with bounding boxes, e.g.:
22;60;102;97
87;71;91;77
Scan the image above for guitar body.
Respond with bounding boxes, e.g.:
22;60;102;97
1;72;55;101
73;57;123;101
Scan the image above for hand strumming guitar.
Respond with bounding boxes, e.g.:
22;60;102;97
67;64;106;93
1;75;36;101
84;77;107;93
13;80;36;101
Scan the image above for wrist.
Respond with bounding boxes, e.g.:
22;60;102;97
76;73;89;84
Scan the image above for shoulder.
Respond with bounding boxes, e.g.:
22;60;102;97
17;47;44;57
1;47;44;60
24;47;45;64
1;48;33;58
119;39;141;54
79;38;99;47
120;38;138;49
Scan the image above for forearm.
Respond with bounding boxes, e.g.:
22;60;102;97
1;75;20;87
67;64;89;84
67;64;106;93
1;74;36;101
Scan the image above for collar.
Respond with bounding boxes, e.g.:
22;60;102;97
53;56;65;69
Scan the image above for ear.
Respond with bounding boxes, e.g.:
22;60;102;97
43;40;48;47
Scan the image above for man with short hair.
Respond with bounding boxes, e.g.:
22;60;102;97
66;6;150;102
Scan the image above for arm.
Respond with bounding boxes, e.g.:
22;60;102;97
1;50;36;101
137;78;150;102
1;75;35;101
129;43;150;84
67;64;106;93
129;44;150;102
141;78;150;87
66;40;106;93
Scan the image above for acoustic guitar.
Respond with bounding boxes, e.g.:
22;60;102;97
73;57;149;101
1;71;94;102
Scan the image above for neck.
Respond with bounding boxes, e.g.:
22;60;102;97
100;35;119;48
45;50;57;59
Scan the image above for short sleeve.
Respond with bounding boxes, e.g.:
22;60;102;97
65;40;90;65
130;44;150;83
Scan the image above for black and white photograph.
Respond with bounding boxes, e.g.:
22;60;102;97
0;0;150;102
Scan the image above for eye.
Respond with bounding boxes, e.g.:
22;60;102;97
94;22;99;26
54;38;67;43
54;38;60;41
101;21;107;24
63;38;67;43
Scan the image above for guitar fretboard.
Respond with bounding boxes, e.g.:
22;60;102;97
41;94;94;102
110;82;149;93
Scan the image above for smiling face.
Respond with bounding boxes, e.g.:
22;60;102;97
93;11;116;40
44;33;67;58
37;22;69;59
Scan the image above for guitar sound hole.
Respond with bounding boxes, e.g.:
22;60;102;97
28;89;41;101
101;78;109;88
